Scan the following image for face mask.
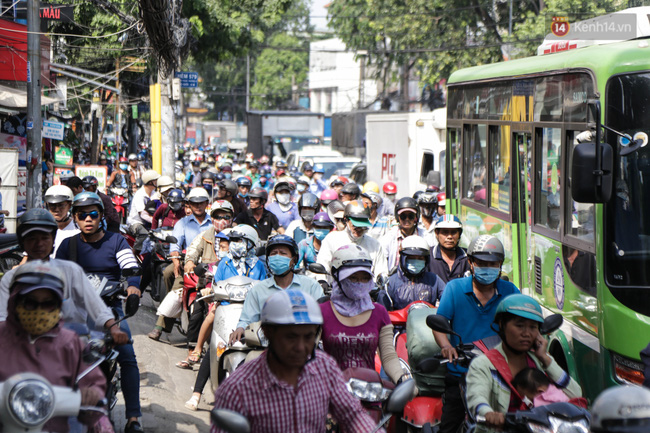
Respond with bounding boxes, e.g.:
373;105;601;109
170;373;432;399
230;241;248;258
267;255;293;276
218;250;228;259
276;193;291;205
224;173;232;179
203;184;213;194
213;218;230;232
119;163;128;171
301;209;315;222
239;192;249;198
313;228;330;241
473;266;500;285
16;304;61;336
297;184;307;192
405;259;427;275
340;278;374;300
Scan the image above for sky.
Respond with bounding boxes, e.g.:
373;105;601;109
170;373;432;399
310;0;331;33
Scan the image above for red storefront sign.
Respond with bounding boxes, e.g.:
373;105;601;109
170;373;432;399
0;19;50;83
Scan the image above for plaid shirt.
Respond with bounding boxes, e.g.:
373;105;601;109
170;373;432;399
212;350;378;433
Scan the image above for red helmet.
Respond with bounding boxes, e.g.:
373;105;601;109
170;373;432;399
119;157;128;163
383;181;397;194
338;176;349;184
436;192;446;203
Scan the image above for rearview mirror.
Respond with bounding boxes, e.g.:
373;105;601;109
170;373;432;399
165;236;177;244
194;263;208;277
210;409;251;433
540;313;563;335
125;294;140;317
571;141;613;203
426;314;454;334
385;378;416;414
308;263;328;275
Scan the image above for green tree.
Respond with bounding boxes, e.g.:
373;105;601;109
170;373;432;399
250;33;309;109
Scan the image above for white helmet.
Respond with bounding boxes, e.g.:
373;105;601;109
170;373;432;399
330;244;373;276
591;385;650;432
128;153;138;161
230;224;259;249
261;290;323;326
434;215;463;230
142;170;160;185
186;187;210;203
400;235;430;254
44;185;74;204
158;175;174;193
210;200;234;217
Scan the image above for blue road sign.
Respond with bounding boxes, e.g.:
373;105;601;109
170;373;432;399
174;72;199;88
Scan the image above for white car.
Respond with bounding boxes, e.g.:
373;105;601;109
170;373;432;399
287;147;361;178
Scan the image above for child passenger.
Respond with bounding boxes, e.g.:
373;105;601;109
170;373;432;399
512;367;570;408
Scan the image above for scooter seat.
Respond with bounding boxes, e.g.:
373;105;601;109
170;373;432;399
0;233;18;250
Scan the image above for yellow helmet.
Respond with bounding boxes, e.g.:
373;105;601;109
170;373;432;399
363;181;380;194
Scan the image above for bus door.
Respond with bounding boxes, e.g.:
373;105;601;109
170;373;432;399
513;132;533;292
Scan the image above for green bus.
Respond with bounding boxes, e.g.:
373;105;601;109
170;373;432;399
445;11;650;401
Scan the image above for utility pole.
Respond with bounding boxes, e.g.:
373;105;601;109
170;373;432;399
246;54;250;112
159;71;174;177
26;0;42;209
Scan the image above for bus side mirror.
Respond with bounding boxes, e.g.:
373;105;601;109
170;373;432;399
571;141;613;203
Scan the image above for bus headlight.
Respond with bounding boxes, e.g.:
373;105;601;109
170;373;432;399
9;379;54;427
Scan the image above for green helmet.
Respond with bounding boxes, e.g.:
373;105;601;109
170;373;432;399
494;294;544;324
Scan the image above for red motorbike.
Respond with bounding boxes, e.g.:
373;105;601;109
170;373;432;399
110;186;130;223
178;267;199;336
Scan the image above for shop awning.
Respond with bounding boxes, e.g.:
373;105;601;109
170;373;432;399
0;84;60;108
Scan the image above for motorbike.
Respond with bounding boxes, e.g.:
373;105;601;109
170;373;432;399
0;233;22;277
109;187;130;223
210;378;417;433
343;366;397;429
192;268;256;390
470;403;590;433
147;227;177;302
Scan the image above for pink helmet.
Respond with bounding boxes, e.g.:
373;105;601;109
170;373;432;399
320;189;339;205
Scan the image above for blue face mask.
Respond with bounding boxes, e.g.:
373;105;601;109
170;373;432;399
224;173;232;179
267;255;293;276
203;184;213;194
239;192;249;198
473;266;500;285
405;259;426;275
313;228;330;241
119;163;128;171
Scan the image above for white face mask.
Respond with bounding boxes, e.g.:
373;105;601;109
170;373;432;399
276;193;291;205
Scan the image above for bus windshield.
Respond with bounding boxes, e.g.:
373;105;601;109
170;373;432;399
605;72;650;289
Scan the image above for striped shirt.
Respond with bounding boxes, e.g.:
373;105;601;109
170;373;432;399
212;350;377;433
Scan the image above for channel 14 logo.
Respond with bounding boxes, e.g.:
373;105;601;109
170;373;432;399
551;16;570;37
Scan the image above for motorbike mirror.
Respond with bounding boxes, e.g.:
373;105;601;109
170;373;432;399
125;294;140;317
308;263;328;274
385;378;416;414
415;358;441;374
210;409;251;433
376;274;389;288
540;314;563;335
165;236;178;244
122;267;142;278
194;263;208;277
82;339;106;364
316;295;331;304
426;314;455;335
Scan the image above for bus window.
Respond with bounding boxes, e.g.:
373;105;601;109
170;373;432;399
489;126;511;213
463;124;487;204
566;131;595;244
535;128;562;232
420;152;435;184
534;76;563;122
448;128;461;199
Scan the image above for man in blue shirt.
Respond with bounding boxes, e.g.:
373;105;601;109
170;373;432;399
265;180;299;230
148;187;212;340
433;235;520;433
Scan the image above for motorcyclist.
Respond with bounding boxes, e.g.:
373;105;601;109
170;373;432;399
417;191;438;246
320;244;406;383
55;192;144;433
380;197;428;272
381;235;445;310
0;260;107;433
436;193;447;217
381;181;397;217
296;175;311;197
148;187;212;341
285;192;320;243
44;184;79;256
107;156;136;190
127;169;160;254
215;289;377;433
213;224;266;282
82;175;121;232
228;234;323;344
340;182;361;203
201;170;217;201
236;176;252;206
320;188;339;210
591;385;650;433
266;180;300;230
297;211;334;270
216;178;247;217
430;215;471;283
233;186;282;241
330;177;345;196
184;200;235;275
317;200;389;279
128;153;144;184
309;163;327;195
433;235;520;433
361;191;391;240
0;209;126;343
151;188;186;229
465;294;582;426
363;181;380;194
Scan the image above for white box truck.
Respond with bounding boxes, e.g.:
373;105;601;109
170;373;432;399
365;108;446;196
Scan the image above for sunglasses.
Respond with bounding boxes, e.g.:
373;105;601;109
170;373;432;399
399;213;417;221
77;210;100;220
21;297;60;312
47;202;68;210
213;215;232;221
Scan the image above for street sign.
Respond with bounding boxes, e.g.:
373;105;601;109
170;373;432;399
42;120;64;140
174;72;199;88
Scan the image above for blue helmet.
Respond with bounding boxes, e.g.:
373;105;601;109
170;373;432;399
313;164;325;174
72;191;104;211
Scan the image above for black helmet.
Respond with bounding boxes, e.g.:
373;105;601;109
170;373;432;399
394;197;420;221
249;186;269;202
236;176;252;187
298;192;320;211
17;209;58;244
341;182;361;197
81;176;99;190
265;234;299;258
412;190;424;201
417;192;438;218
217;179;238;197
344;200;371;220
201;171;217;181
276;160;288;169
167;189;185;211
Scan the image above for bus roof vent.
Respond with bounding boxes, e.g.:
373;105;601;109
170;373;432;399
537;7;650;56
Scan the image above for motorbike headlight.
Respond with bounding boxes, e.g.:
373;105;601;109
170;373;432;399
9;379;55;427
226;283;252;302
548;416;589;433
346;378;392;402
